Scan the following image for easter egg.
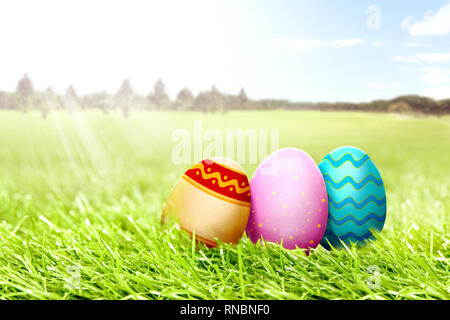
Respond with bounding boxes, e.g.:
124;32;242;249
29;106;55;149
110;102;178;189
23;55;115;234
318;146;386;248
162;157;251;247
246;148;328;250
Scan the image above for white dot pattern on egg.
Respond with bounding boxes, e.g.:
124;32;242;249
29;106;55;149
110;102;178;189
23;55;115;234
246;148;328;250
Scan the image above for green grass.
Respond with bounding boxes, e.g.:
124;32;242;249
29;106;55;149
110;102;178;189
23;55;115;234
0;109;448;300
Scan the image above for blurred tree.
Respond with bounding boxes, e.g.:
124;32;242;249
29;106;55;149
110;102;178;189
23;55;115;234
16;73;34;113
238;88;249;106
227;87;251;110
41;87;58;118
117;79;133;98
5;93;20;110
65;85;78;100
64;85;81;114
0;92;5;110
148;78;171;110
116;79;134;117
79;92;110;114
437;99;450;115
238;87;248;101
175;88;195;110
85;91;112;114
208;85;225;112
130;94;149;112
390;95;436;113
361;99;389;112
388;101;413;113
193;85;225;113
192;91;209;113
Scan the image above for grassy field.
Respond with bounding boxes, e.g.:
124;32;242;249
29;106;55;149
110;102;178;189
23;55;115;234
0;109;448;300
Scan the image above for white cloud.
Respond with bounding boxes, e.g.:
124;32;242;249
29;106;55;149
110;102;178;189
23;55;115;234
421;67;450;84
402;4;450;35
333;39;366;48
401;16;414;29
267;38;366;51
423;86;450;99
394;52;450;63
404;42;421;47
372;40;385;47
365;81;401;89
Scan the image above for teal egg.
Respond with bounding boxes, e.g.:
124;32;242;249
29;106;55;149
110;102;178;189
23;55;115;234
319;146;386;248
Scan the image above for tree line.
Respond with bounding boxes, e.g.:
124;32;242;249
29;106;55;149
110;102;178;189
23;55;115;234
1;74;449;117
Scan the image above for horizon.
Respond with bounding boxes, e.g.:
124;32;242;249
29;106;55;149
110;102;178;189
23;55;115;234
4;73;448;104
1;0;450;103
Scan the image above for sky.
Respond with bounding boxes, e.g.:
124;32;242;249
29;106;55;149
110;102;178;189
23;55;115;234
0;0;450;102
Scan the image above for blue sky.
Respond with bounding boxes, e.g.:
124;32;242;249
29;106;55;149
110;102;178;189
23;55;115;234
0;0;449;102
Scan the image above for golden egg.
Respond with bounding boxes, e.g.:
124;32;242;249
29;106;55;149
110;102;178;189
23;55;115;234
162;157;251;247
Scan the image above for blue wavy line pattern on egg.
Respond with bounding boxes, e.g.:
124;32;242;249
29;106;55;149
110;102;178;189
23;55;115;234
323;230;374;242
329;212;386;226
319;146;386;248
328;194;386;210
321;161;380;181
325;182;385;203
322;173;383;190
322;153;370;168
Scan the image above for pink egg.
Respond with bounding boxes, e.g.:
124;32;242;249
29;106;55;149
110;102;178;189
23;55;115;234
246;148;328;250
